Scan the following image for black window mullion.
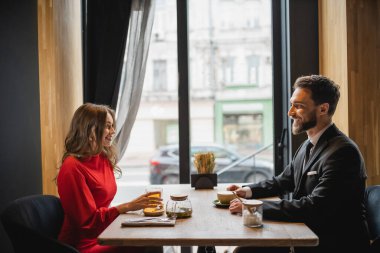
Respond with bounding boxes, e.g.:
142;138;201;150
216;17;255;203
272;0;319;174
272;0;290;175
287;0;319;156
177;0;191;184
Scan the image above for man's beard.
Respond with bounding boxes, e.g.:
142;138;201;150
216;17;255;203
292;111;317;135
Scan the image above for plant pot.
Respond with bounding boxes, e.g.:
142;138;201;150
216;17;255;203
191;173;217;189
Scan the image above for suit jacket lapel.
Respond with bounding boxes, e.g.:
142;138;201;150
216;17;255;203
293;124;341;195
302;141;327;173
294;141;310;186
303;124;340;173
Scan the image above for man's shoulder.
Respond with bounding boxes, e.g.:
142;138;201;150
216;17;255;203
326;134;363;159
323;124;357;146
330;130;357;146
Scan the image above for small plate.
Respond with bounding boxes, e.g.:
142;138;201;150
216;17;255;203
212;199;230;208
143;207;165;217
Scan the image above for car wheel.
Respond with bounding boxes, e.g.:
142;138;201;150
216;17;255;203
161;174;179;184
245;172;268;184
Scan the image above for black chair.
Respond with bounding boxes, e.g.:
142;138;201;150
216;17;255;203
365;185;380;253
0;194;79;253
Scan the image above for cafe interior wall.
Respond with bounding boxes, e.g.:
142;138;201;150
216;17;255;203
319;0;380;185
0;1;42;253
37;0;83;196
0;1;82;253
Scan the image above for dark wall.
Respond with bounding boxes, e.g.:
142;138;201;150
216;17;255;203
0;1;42;253
272;0;319;173
287;0;319;157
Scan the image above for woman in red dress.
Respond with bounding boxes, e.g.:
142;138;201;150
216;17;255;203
57;103;162;253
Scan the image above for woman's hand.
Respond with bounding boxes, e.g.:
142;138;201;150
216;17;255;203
116;191;162;213
229;199;243;214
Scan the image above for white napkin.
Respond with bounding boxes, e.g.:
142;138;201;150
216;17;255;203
121;217;176;227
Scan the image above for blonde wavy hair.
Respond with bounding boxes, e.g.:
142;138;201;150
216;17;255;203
60;103;121;176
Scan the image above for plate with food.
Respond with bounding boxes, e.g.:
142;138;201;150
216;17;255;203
143;207;165;217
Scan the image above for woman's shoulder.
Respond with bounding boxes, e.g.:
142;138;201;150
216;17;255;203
60;155;84;173
62;155;80;165
57;156;86;183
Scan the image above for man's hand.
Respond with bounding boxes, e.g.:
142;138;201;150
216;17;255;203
226;184;240;191
229;199;243;214
226;184;247;198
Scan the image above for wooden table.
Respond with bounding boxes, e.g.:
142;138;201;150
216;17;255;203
98;184;318;247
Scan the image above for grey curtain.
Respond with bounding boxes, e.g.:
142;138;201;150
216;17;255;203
114;0;155;161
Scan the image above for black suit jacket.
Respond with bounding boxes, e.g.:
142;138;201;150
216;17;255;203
248;124;370;252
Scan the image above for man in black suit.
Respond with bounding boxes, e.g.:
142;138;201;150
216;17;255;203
228;75;370;253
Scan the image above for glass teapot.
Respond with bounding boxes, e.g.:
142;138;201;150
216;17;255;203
166;194;192;219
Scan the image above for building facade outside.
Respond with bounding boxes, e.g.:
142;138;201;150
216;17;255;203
122;0;272;165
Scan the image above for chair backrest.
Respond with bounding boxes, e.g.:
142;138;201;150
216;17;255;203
0;194;79;253
365;185;380;240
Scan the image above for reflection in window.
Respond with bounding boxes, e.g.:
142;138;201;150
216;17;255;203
223;114;263;152
153;60;167;91
154;120;178;148
247;55;259;85
222;56;234;84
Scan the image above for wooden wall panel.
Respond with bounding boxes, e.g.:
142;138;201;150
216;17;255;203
346;0;380;185
319;0;380;185
319;0;349;135
38;0;83;195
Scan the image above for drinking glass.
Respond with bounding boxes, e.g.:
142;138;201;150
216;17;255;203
145;186;163;198
144;186;163;212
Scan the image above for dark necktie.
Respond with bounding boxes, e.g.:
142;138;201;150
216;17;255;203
303;141;314;171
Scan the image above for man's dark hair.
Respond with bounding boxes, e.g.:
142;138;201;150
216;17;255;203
294;75;340;116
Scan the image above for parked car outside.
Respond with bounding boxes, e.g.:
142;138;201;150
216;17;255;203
149;144;273;184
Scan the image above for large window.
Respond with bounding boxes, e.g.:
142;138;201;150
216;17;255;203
189;0;273;184
117;0;273;189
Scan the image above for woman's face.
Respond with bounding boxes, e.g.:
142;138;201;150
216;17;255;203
102;112;115;147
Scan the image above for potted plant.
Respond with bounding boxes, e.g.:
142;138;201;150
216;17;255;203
191;152;217;189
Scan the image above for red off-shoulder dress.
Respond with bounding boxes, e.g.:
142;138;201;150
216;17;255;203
57;154;139;253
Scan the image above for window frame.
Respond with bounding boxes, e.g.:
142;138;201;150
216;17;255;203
176;0;319;182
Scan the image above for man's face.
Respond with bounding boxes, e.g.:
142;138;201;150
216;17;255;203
288;88;318;135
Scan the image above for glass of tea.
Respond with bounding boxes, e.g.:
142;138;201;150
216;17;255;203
144;186;163;215
145;186;163;198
